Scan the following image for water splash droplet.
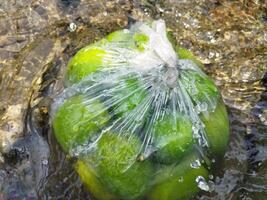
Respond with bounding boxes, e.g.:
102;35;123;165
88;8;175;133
196;176;210;191
190;159;201;169
42;159;48;165
68;22;77;32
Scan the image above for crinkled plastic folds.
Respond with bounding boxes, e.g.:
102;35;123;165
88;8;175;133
51;20;230;200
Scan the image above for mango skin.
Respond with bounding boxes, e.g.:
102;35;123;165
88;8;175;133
147;151;209;200
107;30;148;51
66;30;149;85
52;95;110;152
75;160;117;200
201;101;230;158
180;70;219;106
153;114;194;164
112;77;148;119
67;47;106;85
83;133;153;200
179;69;229;158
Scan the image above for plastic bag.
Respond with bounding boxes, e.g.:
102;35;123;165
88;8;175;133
51;20;230;200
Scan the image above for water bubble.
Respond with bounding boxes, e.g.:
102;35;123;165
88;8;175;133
190;159;201;169
103;11;108;16
196;176;210;191
42;159;48;165
209;174;214;180
68;22;77;32
208;52;215;58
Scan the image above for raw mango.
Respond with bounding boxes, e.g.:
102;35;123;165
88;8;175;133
153;114;194;164
147;151;209;200
66;31;149;85
66;47;107;85
75;160;117;200
112;77;148;118
201;101;230;158
83;133;153;200
106;29;133;43
180;70;219;107
52;95;110;152
180;69;229;157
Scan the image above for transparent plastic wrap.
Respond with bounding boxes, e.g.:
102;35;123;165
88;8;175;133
51;20;230;200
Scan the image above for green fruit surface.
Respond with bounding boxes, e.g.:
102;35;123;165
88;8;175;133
153;114;194;164
180;70;219;106
84;133;153;200
66;47;107;84
106;30;133;43
75;160;117;200
66;30;149;85
201;101;230;158
113;77;148;118
52;95;110;152
147;151;209;200
179;67;229;157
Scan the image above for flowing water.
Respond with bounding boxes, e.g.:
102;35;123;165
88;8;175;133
0;0;266;199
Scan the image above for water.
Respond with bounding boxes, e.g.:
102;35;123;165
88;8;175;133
0;0;266;199
196;176;210;192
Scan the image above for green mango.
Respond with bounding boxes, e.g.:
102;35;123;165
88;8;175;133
83;133;153;200
153;114;194;164
106;30;133;43
179;68;229;157
66;31;149;85
147;151;209;200
107;30;149;51
200;101;230;158
180;70;219;106
112;77;148;118
52;95;110;152
75;160;117;200
66;47;107;84
106;30;149;50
